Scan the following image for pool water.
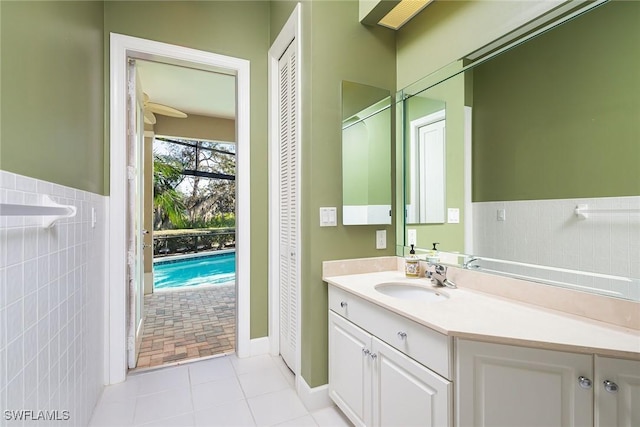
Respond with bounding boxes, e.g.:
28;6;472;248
154;252;236;290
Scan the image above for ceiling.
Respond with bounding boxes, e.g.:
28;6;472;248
136;59;236;120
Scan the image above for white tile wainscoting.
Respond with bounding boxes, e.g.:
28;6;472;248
473;196;640;300
0;170;107;426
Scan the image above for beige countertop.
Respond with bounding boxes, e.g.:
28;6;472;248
324;270;640;360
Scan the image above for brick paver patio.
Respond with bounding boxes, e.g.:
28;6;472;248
135;283;236;369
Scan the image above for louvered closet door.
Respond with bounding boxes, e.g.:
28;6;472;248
278;41;298;372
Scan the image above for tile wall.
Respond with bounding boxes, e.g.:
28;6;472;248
0;170;106;426
473;196;640;300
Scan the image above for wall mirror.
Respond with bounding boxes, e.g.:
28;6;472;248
342;81;392;225
405;97;446;224
398;0;639;301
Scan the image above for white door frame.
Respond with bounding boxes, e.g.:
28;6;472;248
108;33;251;384
268;4;301;377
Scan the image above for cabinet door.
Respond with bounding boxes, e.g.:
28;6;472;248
329;311;372;427
456;339;593;427
372;337;451;427
595;356;640;427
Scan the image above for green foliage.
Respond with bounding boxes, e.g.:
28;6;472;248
152;138;237;232
181;213;236;229
153;154;187;229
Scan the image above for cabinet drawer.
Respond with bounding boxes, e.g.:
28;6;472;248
329;285;451;379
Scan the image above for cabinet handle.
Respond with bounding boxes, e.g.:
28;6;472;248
578;376;592;389
340;301;348;308
362;348;370;357
603;380;619;393
370;353;377;360
397;331;407;340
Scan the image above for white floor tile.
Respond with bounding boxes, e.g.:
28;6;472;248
89;399;136;426
189;357;236;385
134;387;193;425
230;354;277;375
273;414;318;427
247;389;308;427
91;354;326;427
271;356;295;388
191;376;245;411
99;379;142;403
131;365;191;397
194;400;256;427
136;412;196;427
311;406;353;427
238;368;290;398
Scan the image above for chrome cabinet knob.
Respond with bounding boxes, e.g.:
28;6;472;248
603;380;619;393
397;332;407;340
362;348;370;357
340;301;348;308
370;353;377;360
578;376;592;389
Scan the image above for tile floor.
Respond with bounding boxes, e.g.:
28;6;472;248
137;285;236;369
90;353;353;427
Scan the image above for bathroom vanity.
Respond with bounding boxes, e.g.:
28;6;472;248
323;258;640;427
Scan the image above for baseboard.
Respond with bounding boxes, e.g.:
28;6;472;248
296;375;332;412
249;337;270;357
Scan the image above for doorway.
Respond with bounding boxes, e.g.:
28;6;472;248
139;132;238;369
108;33;251;383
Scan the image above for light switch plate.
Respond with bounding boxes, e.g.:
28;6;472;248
376;230;387;249
447;208;460;224
319;207;337;227
497;209;506;221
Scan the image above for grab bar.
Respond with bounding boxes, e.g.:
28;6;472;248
575;204;640;219
0;195;77;228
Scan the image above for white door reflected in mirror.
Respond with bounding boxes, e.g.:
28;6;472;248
407;110;446;224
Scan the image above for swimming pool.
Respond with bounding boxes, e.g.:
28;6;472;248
153;251;236;290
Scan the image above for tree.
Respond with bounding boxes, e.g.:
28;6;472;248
153;154;187;229
153;138;236;229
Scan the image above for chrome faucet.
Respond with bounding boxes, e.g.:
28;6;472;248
463;257;480;269
426;263;457;288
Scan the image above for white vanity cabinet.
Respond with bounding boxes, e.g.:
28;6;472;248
595;356;640;427
456;339;593;426
328;286;452;427
456;339;640;427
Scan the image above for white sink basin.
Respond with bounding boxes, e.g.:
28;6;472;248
375;282;449;303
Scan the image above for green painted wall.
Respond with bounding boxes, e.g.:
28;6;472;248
104;0;271;339
472;0;640;202
396;0;562;88
299;0;396;387
0;1;105;194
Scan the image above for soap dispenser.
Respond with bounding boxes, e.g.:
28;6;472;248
426;242;440;263
405;244;419;278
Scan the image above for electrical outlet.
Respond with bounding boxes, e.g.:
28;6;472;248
376;230;386;249
407;229;417;246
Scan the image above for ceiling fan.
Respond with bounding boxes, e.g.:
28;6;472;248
143;93;187;125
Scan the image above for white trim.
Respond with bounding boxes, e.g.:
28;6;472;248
463;106;473;254
103;196;111;385
109;33;251;383
249;337;271;357
268;3;302;378
296;375;333;412
342;205;392;225
408;110;446;224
